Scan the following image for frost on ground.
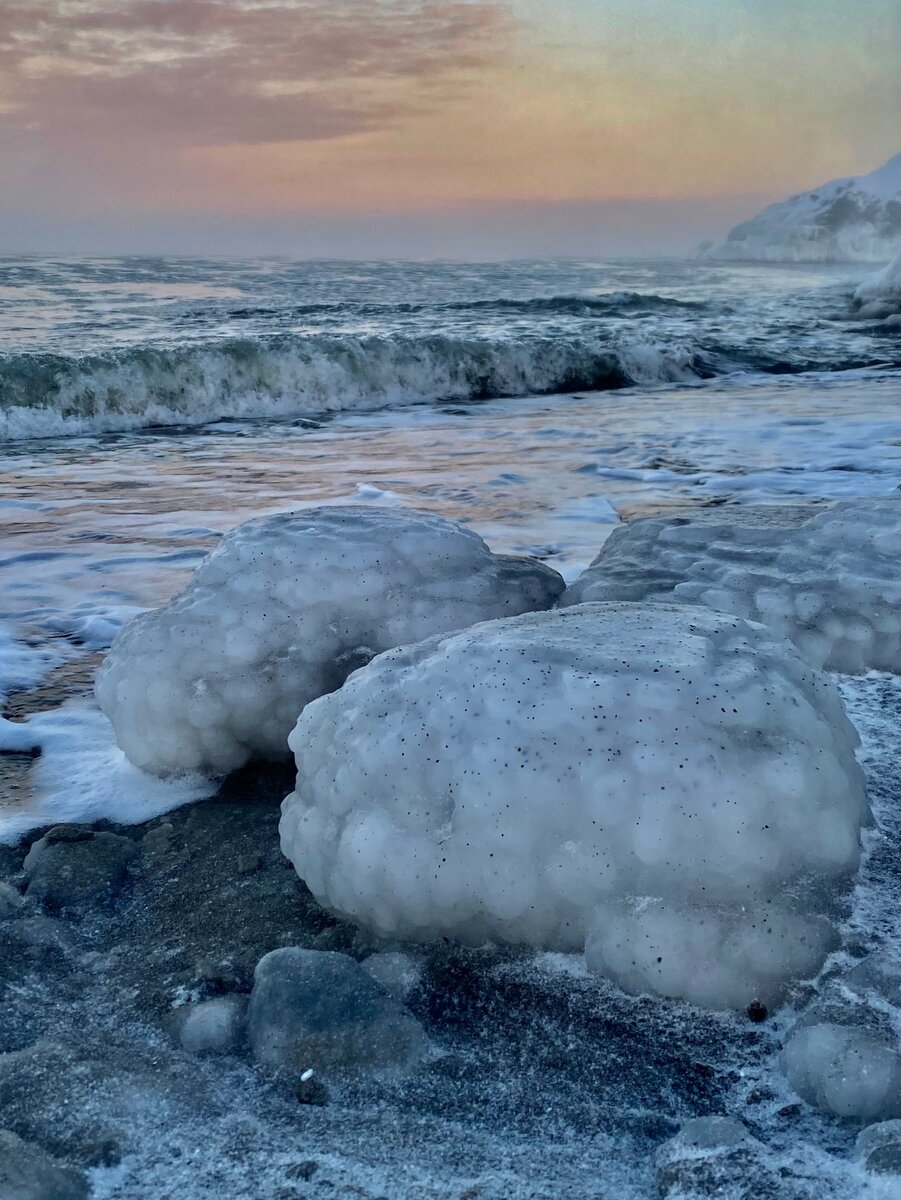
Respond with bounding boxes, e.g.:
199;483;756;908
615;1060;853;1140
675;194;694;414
3;649;901;1197
563;498;901;674
96;506;564;776
281;602;867;1010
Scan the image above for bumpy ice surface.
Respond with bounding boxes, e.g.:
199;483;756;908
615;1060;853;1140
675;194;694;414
563;498;901;673
782;954;901;1121
281;603;868;1009
96;505;564;775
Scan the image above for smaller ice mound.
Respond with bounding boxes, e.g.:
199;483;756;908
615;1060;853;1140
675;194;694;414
280;603;868;1010
854;249;901;320
782;954;901;1121
562;499;901;673
96;506;564;776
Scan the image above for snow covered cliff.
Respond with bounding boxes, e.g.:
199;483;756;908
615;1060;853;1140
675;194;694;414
702;153;901;263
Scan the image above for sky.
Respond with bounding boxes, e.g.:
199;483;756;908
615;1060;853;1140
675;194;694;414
1;0;900;256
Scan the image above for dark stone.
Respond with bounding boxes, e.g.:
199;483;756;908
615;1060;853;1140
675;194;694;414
285;1160;319;1181
747;1000;768;1024
23;832;138;911
293;1072;329;1106
248;948;429;1071
39;826;95;845
165;996;248;1054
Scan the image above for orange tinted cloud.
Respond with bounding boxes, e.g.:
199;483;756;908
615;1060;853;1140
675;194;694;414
0;0;508;145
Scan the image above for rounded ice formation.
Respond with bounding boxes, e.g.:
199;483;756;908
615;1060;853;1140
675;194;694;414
280;602;868;1010
95;506;564;775
781;953;901;1120
563;499;901;673
782;1023;901;1121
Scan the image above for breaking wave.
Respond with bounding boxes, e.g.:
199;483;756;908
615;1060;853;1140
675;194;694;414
1;332;714;441
2;328;892;442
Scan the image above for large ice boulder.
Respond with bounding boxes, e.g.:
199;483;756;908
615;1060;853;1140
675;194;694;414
96;506;564;775
280;603;868;1009
562;499;901;674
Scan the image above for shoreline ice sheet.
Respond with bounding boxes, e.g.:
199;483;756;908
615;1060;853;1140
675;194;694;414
281;602;868;1009
563;498;901;674
96;506;564;776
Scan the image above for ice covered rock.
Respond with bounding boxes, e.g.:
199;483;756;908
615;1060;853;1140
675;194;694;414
782;1022;901;1121
0;1129;88;1200
854;248;901;319
96;506;564;776
701;151;901;263
856;1120;901;1174
563;498;901;674
247;948;429;1071
280;602;867;1009
655;1118;801;1199
166;996;248;1055
782;953;901;1120
23;830;138;911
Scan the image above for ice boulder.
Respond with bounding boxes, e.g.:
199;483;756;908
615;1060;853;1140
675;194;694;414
854;249;901;319
96;506;564;775
562;499;901;674
280;603;868;1009
856;1121;901;1174
783;1023;901;1121
782;953;901;1120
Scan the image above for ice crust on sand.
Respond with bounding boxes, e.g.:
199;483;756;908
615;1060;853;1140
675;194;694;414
96;506;564;775
563;499;901;673
280;603;867;1009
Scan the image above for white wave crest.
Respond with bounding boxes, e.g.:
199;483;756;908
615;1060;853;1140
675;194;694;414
0;333;707;441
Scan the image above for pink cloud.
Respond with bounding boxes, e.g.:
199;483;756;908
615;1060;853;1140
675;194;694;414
0;0;508;146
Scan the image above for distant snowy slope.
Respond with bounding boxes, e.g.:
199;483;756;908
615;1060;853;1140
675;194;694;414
702;154;901;263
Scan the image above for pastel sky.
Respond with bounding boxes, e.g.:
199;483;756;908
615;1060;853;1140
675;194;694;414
1;0;899;255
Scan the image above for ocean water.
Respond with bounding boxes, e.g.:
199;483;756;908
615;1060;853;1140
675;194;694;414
3;256;901;1197
2;256;900;688
3;255;901;809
